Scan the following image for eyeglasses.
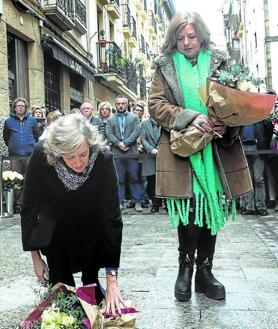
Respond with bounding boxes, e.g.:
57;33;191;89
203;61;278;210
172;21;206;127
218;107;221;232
16;104;26;108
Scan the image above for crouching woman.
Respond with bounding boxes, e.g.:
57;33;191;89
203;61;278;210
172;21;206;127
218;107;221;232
21;113;124;315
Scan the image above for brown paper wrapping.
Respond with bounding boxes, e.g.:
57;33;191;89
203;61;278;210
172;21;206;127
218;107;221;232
170;126;213;158
207;79;277;126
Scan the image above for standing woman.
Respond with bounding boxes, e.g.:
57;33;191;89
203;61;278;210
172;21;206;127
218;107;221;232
148;12;252;302
30;105;46;136
21;113;124;314
141;117;161;212
98;101;113;140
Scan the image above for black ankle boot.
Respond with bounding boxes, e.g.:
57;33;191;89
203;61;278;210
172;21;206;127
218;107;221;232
174;253;194;302
195;258;226;300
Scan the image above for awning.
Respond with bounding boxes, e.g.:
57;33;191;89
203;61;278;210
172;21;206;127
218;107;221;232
41;34;95;81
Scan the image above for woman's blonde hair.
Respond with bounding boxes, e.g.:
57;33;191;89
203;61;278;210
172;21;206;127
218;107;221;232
44;113;106;165
46;110;62;124
162;12;213;56
98;102;112;118
30;105;43;117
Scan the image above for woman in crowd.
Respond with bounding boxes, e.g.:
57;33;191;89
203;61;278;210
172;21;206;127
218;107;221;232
39;110;62;141
30;105;46;136
21;113;124;314
148;12;252;302
98;101;113;140
141;116;161;212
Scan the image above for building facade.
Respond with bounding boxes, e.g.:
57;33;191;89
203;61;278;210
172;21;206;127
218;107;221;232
0;0;175;122
223;0;278;91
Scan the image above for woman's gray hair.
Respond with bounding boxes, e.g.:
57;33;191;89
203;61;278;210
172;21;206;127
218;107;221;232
44;113;107;165
162;12;213;56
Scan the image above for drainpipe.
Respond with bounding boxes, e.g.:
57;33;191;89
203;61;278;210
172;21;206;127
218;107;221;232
263;0;272;88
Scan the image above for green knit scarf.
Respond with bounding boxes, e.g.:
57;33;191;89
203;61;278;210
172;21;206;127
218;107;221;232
167;50;236;235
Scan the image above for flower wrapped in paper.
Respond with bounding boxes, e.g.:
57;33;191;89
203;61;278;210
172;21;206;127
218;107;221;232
206;64;277;126
20;283;137;329
207;79;277;126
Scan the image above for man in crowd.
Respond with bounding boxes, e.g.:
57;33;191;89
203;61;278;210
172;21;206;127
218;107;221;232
80;102;102;128
240;119;273;216
3;97;41;212
106;95;142;212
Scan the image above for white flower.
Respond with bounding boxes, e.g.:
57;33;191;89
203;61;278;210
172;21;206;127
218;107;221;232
14;172;24;180
2;171;13;181
41;304;77;329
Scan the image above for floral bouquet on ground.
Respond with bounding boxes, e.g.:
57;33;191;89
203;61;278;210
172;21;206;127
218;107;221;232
20;283;138;329
206;64;277;126
2;170;24;191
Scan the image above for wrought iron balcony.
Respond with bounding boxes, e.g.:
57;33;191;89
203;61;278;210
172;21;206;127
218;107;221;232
146;43;150;60
74;0;87;33
43;0;75;31
106;0;121;19
122;4;131;26
148;11;157;35
96;40;138;95
131;17;137;39
111;0;119;6
140;77;146;99
140;35;146;54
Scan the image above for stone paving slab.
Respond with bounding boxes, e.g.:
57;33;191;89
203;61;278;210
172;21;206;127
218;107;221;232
0;210;278;328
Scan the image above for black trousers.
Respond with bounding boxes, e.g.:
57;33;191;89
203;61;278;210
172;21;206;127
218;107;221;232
146;175;161;206
178;211;217;260
45;249;105;305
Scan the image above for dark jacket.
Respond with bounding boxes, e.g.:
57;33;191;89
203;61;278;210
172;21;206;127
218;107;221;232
21;143;123;269
3;112;40;155
106;111;141;158
241;120;273;150
141;118;160;176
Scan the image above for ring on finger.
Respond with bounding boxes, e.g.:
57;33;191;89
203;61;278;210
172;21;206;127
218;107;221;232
197;120;204;126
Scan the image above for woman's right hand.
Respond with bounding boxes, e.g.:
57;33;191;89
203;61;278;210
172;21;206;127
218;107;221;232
191;114;214;133
31;251;49;284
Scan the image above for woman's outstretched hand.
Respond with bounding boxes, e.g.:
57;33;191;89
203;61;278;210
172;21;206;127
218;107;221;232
105;275;125;317
31;250;49;284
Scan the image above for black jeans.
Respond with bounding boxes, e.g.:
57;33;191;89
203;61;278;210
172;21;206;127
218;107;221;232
178;211;217;260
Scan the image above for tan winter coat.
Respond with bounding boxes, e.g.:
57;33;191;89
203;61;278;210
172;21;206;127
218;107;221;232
148;48;252;199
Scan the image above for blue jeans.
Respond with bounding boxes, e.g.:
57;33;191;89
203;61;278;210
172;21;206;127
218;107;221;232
114;158;142;204
240;145;266;211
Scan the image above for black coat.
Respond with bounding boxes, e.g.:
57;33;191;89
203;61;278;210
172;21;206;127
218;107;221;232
21;143;122;270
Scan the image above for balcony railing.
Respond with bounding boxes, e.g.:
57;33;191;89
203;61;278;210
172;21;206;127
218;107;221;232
140;35;146;53
122;3;131;27
96;41;138;95
131;17;137;39
44;0;75;31
75;0;86;27
111;0;119;6
148;11;157;34
142;0;147;11
140;77;146;99
146;43;150;60
57;0;74;18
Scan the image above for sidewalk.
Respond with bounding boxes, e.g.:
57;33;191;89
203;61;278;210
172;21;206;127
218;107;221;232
0;209;278;329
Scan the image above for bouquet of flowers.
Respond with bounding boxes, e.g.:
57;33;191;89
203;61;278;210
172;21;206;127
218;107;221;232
20;283;137;329
2;170;24;191
206;64;277;126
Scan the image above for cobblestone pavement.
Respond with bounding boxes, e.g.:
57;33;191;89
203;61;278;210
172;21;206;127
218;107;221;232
0;207;278;329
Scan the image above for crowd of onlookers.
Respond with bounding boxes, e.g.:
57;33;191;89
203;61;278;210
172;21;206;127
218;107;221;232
1;95;278;216
1;96;162;214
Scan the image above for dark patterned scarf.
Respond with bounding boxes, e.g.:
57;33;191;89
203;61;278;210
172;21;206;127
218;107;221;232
54;150;98;190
